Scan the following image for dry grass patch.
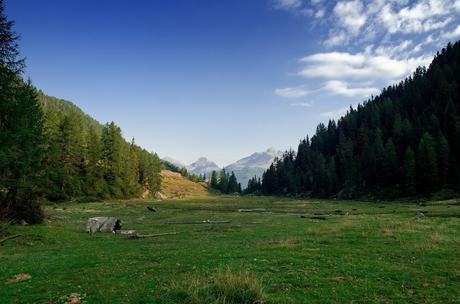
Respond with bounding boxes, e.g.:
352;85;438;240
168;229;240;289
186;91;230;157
160;170;209;198
268;237;302;248
167;267;265;304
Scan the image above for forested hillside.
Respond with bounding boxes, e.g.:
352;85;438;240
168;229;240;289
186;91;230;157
38;92;163;202
258;41;460;198
0;0;162;223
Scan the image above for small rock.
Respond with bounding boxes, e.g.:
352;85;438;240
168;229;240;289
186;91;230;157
416;211;425;219
154;192;167;200
19;220;28;226
147;206;157;212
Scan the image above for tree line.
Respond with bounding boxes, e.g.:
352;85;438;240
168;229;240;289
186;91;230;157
256;41;460;199
209;170;242;194
0;1;162;224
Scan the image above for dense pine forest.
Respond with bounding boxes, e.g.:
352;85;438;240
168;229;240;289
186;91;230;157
38;93;162;203
209;170;242;194
0;1;162;223
253;41;460;199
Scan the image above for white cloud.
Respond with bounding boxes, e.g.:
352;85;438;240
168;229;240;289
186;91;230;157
298;51;432;81
274;0;303;10
291;101;313;107
275;86;309;98
315;9;325;18
272;0;459;112
443;25;460;39
324;32;348;47
322;80;379;97
333;0;367;35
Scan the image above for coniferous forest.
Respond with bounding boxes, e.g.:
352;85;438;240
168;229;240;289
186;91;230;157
0;1;162;223
256;41;460;199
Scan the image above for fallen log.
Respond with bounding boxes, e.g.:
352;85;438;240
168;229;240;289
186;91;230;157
237;209;267;213
166;220;231;225
0;234;22;246
126;232;178;239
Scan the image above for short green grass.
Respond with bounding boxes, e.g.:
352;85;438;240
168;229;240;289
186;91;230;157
1;196;460;303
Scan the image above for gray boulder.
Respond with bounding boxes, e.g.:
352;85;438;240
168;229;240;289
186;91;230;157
86;217;122;233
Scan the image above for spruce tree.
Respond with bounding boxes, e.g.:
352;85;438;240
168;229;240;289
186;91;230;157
403;147;416;196
210;170;218;189
0;0;44;223
417;133;438;193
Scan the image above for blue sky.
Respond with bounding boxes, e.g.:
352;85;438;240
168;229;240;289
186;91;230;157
7;0;460;166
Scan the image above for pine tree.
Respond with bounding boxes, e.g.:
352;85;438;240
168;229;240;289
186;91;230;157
383;138;398;187
417;133;438;193
227;172;239;194
403;147;416;196
437;135;450;185
209;170;218;189
0;0;44;223
218;169;229;193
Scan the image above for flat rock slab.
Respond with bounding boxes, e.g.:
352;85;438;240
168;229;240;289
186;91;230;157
86;217;122;233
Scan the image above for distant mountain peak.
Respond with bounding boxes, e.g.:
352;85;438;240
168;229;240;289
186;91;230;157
225;148;282;188
187;157;220;176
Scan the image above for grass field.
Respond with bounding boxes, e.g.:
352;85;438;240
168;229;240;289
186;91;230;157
1;196;460;303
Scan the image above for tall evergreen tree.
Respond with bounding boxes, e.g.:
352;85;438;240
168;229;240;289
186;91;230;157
403;147;416;196
417;133;438;193
0;0;44;223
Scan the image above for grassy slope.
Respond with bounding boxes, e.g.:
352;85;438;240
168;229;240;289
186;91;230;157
0;196;459;303
160;170;209;198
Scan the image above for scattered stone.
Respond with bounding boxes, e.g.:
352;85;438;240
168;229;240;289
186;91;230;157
60;292;83;304
86;217;122;233
154;191;167;200
416;211;425;220
6;273;32;284
147;206;157;212
19;220;28;226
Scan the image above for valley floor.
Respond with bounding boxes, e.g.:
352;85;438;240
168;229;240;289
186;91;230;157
1;196;459;303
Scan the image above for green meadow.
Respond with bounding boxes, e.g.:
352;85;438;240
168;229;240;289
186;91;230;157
1;196;459;303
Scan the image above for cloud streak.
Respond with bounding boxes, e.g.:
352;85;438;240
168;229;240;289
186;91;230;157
272;0;459;117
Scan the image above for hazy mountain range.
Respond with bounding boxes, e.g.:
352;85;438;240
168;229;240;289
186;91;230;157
162;148;282;188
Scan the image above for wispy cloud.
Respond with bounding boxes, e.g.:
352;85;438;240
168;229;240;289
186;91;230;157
298;50;432;81
322;80;379;97
273;0;303;10
291;101;313;107
443;24;460;39
275;86;309;98
272;0;460;119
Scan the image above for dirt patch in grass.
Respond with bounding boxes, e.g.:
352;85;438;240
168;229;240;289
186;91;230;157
6;273;32;284
59;292;84;304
